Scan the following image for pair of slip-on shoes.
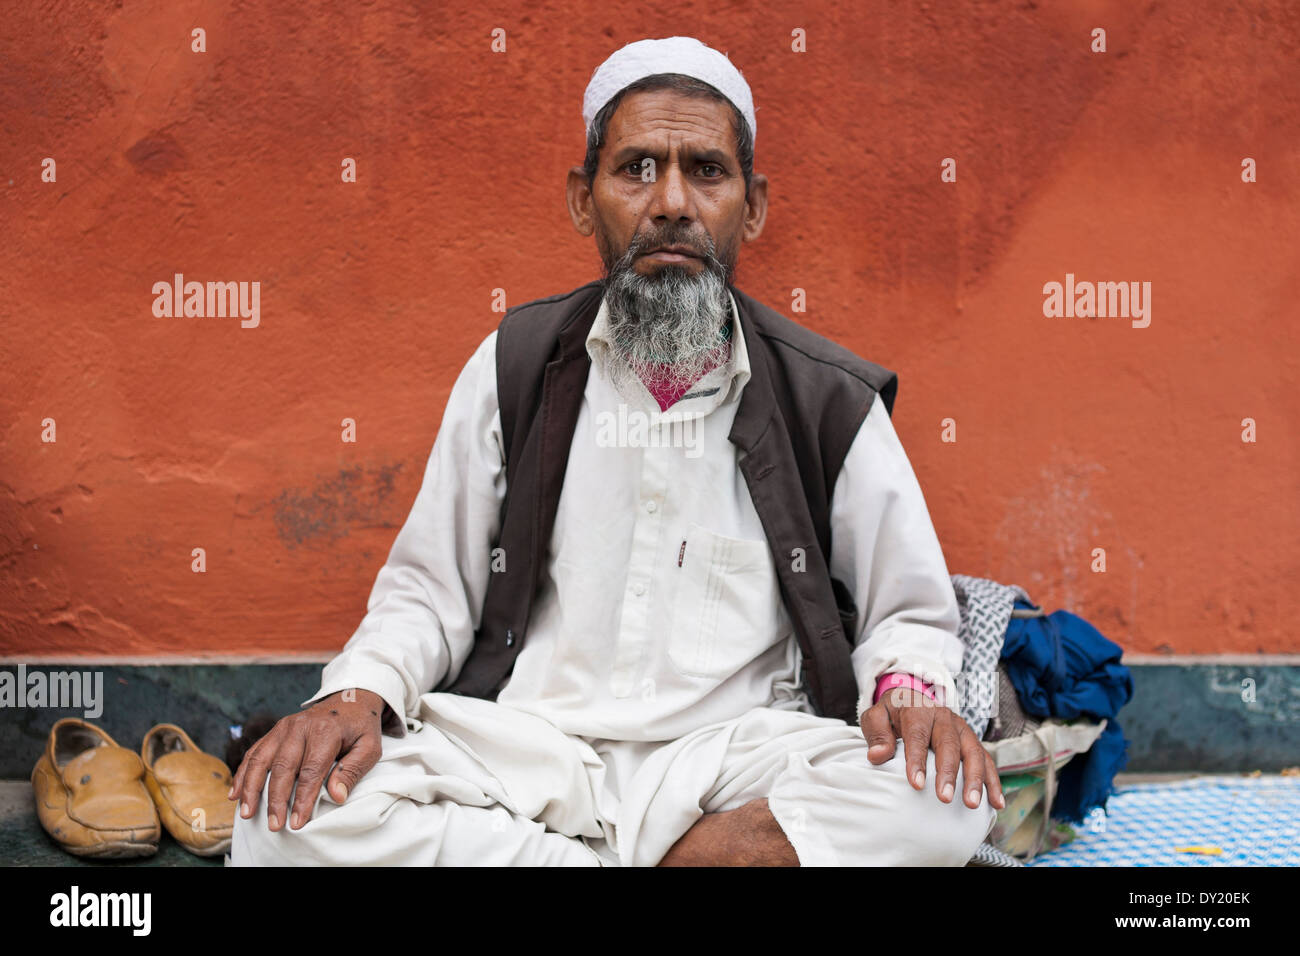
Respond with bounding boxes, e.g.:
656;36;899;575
32;718;235;859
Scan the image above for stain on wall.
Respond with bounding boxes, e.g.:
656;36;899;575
272;465;403;550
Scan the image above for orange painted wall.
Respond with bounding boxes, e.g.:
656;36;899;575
2;2;1297;660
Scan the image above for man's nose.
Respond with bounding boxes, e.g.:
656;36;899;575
646;162;696;224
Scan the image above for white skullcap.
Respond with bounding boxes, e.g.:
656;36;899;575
582;36;757;146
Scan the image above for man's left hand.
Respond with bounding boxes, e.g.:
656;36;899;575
861;687;1006;811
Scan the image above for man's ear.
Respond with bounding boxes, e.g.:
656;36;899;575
742;172;769;244
567;166;595;237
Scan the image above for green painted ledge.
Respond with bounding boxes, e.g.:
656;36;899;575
1;660;1297;780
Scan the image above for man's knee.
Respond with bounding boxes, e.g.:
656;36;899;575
766;741;996;866
229;797;283;866
228;775;358;865
893;754;997;866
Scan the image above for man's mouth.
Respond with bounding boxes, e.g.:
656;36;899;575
642;245;701;263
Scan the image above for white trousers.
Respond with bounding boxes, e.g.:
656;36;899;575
229;694;996;867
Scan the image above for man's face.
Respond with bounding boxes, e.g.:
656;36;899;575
585;88;751;280
567;88;768;394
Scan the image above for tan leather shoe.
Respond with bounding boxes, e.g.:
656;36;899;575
141;723;235;857
31;718;161;858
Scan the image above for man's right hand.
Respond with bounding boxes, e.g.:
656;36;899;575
228;688;386;831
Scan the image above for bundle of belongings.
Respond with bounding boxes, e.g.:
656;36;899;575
950;574;1134;866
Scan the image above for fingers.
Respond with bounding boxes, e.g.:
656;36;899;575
231;726;281;823
900;707;934;792
956;724;986;808
860;700;898;764
984;748;1006;810
867;690;1007;813
880;688;938;791
264;724;307;831
326;730;383;805
228;694;387;833
930;712;963;803
287;727;345;830
228;744;250;804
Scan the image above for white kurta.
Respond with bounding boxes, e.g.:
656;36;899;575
230;291;995;866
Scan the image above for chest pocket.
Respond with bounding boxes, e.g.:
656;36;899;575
668;522;784;679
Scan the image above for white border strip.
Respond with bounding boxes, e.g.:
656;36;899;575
1120;654;1300;666
0;654;335;665
2;653;1299;666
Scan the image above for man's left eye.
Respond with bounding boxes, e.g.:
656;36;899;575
700;164;723;177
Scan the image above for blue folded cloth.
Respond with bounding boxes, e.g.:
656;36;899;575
1001;600;1134;822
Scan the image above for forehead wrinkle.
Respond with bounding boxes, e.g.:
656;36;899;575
609;99;735;150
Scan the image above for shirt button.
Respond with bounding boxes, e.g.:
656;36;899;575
645;501;657;513
632;583;646;596
505;629;516;647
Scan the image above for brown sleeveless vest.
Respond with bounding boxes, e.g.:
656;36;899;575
443;280;899;725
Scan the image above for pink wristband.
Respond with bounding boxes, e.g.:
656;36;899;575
874;672;939;705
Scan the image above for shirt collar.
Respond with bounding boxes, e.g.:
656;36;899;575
585;288;752;410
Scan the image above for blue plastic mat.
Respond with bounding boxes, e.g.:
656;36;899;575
1029;775;1300;866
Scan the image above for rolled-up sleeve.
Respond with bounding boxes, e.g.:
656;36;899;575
300;331;506;736
827;395;964;725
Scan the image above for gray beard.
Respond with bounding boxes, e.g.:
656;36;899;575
600;248;732;399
